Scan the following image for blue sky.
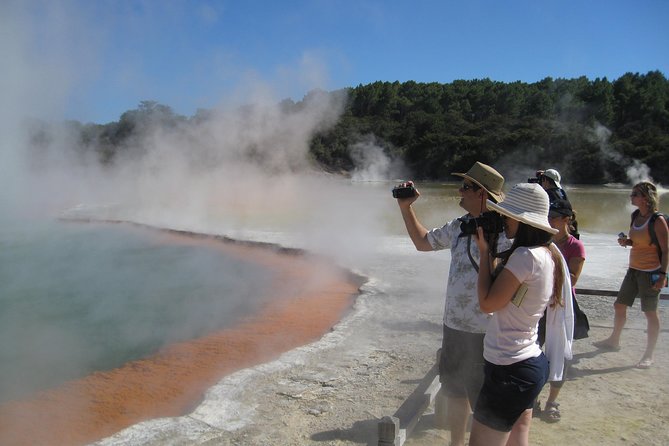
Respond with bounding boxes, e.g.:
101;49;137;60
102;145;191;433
5;0;669;124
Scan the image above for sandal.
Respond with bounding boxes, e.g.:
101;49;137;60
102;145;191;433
636;358;653;369
542;402;560;423
532;399;542;418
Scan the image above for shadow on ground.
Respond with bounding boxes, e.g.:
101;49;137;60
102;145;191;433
311;419;379;445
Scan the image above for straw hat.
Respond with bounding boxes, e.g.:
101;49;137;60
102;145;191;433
452;162;504;202
543;169;562;189
487;183;558;234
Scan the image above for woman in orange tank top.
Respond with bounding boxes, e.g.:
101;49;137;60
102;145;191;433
594;181;668;369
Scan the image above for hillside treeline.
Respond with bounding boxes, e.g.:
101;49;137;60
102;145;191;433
311;71;669;184
31;71;669;184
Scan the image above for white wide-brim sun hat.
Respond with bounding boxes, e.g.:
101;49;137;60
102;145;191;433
487;183;558;234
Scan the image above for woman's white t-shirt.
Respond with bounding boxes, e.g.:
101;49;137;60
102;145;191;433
483;246;554;365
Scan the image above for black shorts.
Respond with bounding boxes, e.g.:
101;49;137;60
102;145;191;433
474;354;549;432
439;324;485;407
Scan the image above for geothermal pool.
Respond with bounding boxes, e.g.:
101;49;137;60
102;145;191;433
0;219;275;403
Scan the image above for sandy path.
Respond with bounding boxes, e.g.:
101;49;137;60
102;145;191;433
407;296;669;446
0;226;363;446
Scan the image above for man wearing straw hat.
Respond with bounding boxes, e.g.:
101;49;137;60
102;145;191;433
396;161;510;446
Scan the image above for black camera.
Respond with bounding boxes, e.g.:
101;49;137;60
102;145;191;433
458;211;505;235
528;170;544;183
392;184;417;199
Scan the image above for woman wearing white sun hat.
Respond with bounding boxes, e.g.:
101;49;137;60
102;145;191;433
469;183;574;446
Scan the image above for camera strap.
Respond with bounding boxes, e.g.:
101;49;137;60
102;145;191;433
466;231;504;274
466;235;479;273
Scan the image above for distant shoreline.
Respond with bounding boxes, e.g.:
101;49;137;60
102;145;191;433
0;221;365;446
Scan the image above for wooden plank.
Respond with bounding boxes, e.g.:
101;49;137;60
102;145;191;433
576;288;668;300
575;288;618;296
377;363;440;446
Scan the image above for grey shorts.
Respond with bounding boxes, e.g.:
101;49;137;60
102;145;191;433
439;325;485;407
615;268;660;312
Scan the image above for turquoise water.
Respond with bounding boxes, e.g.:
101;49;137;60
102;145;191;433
0;218;274;403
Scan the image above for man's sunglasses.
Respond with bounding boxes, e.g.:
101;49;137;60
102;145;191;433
461;183;479;191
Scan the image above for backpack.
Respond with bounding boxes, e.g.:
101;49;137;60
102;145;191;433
630;209;669;261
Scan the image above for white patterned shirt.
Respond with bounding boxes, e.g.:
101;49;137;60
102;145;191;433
427;217;512;333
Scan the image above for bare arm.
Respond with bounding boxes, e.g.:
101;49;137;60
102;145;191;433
396;187;433;252
475;227;521;313
567;256;585;286
653;216;669;289
479;267;522;313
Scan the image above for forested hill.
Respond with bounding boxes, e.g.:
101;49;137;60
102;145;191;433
34;71;669;185
311;71;669;184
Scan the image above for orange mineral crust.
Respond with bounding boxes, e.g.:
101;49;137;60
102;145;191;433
0;226;362;446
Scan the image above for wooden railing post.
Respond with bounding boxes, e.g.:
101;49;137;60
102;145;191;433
377;358;441;446
378;416;401;446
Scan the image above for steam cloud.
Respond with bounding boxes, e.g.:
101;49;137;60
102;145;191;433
0;2;400;260
590;122;658;187
0;2;407;413
350;135;408;182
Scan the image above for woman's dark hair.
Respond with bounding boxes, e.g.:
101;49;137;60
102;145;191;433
501;222;565;307
505;222;554;253
569;210;580;239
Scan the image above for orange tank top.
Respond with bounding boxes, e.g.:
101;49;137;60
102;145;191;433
629;217;661;271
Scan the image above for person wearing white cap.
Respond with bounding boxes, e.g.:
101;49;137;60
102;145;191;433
395;161;511;446
468;183;573;446
536;168;568;201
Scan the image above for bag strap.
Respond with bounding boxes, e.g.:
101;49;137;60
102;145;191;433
649;212;659;257
630;209;639;227
648;212;668;262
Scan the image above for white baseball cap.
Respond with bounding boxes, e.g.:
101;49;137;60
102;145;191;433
543;169;562;189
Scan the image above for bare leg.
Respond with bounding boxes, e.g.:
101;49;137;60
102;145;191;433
595;302;627;348
447;396;471;446
506;409;533;446
638;310;660;366
469;418;510;446
542;382;562;422
544;382;561;407
434;386;448;429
